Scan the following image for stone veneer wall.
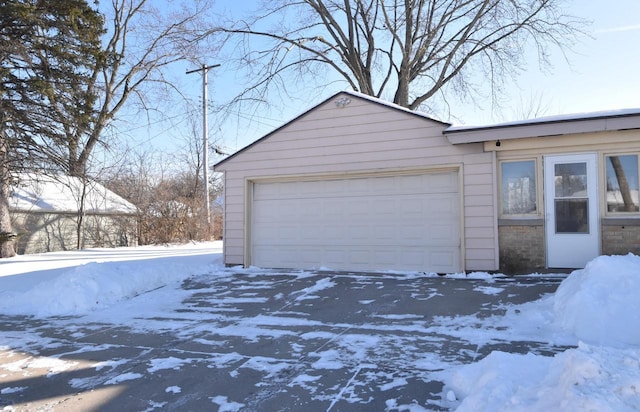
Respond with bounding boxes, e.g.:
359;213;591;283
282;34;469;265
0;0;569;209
500;219;640;273
498;220;545;274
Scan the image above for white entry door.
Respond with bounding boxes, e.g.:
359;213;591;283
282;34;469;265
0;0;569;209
544;154;599;268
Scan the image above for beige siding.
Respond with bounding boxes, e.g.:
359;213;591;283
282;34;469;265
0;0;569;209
460;153;497;270
485;129;640;155
216;93;497;271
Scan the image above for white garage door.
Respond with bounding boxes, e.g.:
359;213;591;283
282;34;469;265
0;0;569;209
251;171;461;273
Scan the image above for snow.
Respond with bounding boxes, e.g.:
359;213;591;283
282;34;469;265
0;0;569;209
210;395;245;411
10;173;136;214
447;107;640;131
0;242;220;316
1;242;639;410
444;253;640;411
447;344;640;412
105;372;144;385
553;254;640;347
165;386;181;394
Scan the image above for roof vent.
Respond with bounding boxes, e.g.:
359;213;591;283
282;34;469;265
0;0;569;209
334;97;351;108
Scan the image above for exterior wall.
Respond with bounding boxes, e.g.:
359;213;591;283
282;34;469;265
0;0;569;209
216;93;497;271
492;128;640;269
602;220;640;256
11;211;138;254
498;220;545;273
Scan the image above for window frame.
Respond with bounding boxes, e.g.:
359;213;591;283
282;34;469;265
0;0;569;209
498;158;540;219
603;152;640;216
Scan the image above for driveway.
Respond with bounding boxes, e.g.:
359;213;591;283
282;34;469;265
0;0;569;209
0;271;567;411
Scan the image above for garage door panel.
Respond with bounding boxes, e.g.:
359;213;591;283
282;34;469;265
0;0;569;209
251;171;461;272
430;250;457;270
428;224;458;243
348;250;371;265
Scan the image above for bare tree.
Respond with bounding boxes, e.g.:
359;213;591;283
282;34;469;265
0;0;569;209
64;0;215;177
214;0;585;113
101;109;225;245
507;90;551;121
22;0;215;254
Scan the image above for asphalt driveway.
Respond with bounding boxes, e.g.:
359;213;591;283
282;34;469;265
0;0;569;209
0;271;567;411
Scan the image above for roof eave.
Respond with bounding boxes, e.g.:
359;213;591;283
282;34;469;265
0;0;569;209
444;113;640;144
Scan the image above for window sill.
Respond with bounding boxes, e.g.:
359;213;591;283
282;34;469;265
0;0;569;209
602;217;640;226
498;218;544;226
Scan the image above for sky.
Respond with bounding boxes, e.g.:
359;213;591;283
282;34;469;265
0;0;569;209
117;0;640;164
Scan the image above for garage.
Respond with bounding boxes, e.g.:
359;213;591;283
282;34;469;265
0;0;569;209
250;170;461;273
215;91;497;272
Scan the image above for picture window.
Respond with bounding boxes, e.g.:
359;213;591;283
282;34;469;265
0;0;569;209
605;154;639;213
501;160;537;216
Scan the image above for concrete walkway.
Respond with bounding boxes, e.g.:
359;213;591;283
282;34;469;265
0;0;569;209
0;272;567;411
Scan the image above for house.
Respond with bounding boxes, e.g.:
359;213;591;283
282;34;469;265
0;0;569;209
10;173;138;254
214;91;640;273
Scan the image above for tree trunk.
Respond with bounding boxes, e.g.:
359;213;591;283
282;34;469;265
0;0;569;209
0;133;16;258
610;156;636;212
394;72;410;108
76;176;88;250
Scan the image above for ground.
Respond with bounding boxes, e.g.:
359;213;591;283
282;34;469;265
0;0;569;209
0;256;566;411
2;243;639;411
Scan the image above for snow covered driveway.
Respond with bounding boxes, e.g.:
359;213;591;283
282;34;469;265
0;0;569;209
0;256;568;411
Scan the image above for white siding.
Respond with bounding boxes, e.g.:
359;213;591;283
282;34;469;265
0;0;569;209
215;93;497;271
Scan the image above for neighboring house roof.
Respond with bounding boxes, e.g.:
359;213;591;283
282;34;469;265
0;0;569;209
444;108;640;144
10;173;137;215
214;90;450;168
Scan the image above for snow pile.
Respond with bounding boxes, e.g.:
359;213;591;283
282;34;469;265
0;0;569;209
553;253;640;347
448;343;640;412
446;254;640;411
0;243;221;317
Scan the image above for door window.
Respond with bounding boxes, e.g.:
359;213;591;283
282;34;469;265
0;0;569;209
554;162;588;234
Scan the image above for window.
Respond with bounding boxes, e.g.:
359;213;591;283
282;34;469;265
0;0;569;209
605;154;639;213
501;160;537;216
554;162;588;233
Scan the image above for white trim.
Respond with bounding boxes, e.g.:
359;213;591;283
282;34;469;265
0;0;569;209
544;153;600;268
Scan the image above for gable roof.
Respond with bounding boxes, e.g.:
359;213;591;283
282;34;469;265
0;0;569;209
444;108;640;144
214;90;450;168
10;173;137;215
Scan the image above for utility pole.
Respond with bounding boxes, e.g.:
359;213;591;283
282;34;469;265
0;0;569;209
187;63;220;229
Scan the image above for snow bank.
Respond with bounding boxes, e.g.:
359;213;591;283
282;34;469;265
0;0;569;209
447;343;640;412
554;253;640;347
446;253;640;411
0;243;222;317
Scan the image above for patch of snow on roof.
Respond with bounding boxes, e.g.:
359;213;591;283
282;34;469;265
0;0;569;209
340;90;450;125
447;107;640;132
10;173;136;214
